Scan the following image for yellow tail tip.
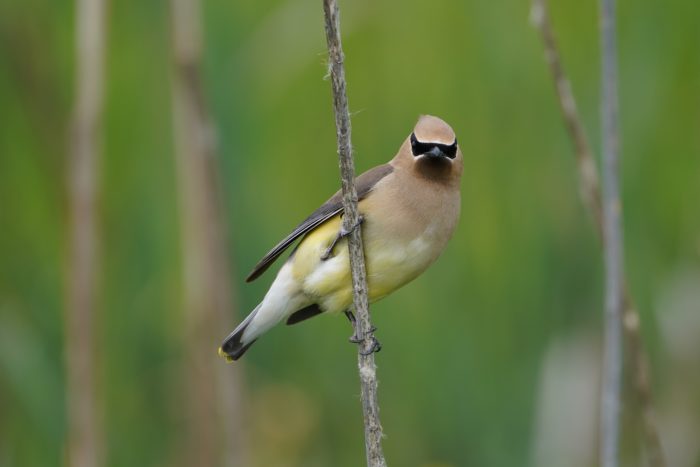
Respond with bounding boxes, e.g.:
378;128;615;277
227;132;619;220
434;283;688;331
217;346;235;363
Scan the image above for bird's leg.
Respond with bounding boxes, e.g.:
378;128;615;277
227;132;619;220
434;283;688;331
344;310;381;355
345;310;361;342
321;215;364;261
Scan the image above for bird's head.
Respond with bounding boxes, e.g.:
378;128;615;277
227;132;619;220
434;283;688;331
395;115;463;183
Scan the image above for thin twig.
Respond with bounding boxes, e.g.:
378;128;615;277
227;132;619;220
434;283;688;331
531;1;666;466
66;0;106;466
170;0;248;465
321;1;387;466
622;295;665;467
599;0;624;464
529;0;603;239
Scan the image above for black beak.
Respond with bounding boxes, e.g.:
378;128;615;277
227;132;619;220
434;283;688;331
426;146;444;158
410;133;458;159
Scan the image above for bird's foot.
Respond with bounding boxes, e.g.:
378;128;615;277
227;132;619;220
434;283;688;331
341;214;365;238
359;335;382;355
344;310;380;354
348;325;377;344
349;332;362;344
349;327;380;355
321;215;365;261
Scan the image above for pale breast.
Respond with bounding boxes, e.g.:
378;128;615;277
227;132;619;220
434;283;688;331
360;170;460;301
295;169;460;314
363;215;454;301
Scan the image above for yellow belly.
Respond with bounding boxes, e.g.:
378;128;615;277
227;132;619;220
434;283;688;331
290;215;439;313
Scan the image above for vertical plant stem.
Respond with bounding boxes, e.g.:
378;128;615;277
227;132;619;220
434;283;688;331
66;0;106;466
321;1;387;466
529;0;603;238
531;1;665;465
171;0;247;465
599;0;623;465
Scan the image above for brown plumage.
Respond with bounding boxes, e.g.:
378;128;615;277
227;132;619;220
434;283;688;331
220;115;462;361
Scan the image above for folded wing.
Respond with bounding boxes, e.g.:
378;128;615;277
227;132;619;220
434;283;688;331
246;164;394;282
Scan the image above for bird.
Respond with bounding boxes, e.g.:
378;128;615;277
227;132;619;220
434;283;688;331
219;115;463;361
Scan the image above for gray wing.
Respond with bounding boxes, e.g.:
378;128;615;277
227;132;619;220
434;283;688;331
246;164;394;282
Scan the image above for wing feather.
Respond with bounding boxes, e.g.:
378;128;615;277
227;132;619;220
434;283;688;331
245;164;394;282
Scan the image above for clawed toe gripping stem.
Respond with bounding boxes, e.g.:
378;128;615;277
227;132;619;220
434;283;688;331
321;215;364;261
344;310;381;355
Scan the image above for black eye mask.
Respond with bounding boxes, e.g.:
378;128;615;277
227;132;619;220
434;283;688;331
410;133;458;159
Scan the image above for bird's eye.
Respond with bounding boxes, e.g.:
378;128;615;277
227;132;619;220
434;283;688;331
411;133;458;159
410;133;422;156
410;133;435;157
442;141;457;159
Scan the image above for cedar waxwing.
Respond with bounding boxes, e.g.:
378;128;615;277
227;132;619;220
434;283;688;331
219;115;462;361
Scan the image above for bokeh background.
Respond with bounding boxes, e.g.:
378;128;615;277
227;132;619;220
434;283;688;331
1;0;699;466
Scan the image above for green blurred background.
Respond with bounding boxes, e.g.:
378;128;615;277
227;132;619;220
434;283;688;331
1;0;699;466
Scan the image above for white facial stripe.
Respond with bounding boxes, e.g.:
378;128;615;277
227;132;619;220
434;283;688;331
416;136;456;146
415;153;454;162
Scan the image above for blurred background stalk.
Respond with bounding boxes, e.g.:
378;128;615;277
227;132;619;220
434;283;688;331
65;0;107;466
531;0;666;464
599;0;624;464
170;0;247;465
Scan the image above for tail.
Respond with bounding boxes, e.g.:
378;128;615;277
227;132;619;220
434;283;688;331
218;304;262;362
